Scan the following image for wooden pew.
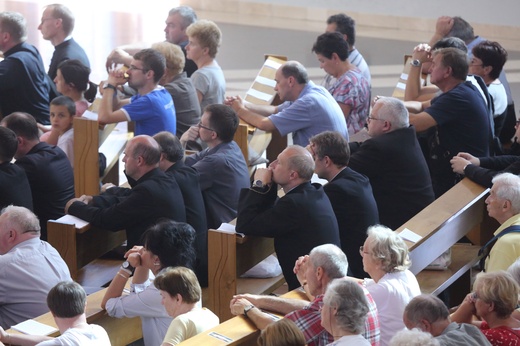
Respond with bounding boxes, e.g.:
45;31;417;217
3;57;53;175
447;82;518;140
206;229;286;322
7;284;142;346
47;115;131;281
47;219;126;281
396;178;497;305
179;289;308;346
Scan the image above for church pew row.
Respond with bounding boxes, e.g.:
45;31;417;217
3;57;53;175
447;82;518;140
178;289;308;346
397;177;496;304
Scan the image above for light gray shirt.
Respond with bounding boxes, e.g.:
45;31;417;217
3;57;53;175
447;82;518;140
0;238;71;329
436;322;491;346
191;62;226;111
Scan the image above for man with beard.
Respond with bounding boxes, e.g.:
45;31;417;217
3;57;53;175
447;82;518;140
98;48;176;136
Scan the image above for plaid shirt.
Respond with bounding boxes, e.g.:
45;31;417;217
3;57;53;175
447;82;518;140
285;284;380;346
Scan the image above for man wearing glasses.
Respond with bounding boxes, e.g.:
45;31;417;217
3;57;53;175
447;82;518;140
348;97;434;230
180;104;249;229
98;48;176;136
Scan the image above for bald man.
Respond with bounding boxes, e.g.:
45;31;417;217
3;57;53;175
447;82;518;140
65;135;186;248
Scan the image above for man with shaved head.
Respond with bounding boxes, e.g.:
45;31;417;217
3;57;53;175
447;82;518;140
65;135;186;248
236;145;340;289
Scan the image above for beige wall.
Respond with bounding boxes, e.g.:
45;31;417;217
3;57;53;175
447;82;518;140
182;0;520;50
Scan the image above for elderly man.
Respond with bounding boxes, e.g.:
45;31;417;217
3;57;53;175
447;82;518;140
226;61;348;147
66;135;186;248
479;173;520;272
153;131;208;286
348;97;434;230
37;4;90;81
403;294;490;346
99;49;176;136
106;6;197;77
323;13;371;87
236;145;340;289
180;104;250;230
0;12;50;124
0;206;71;329
407;47;491;197
0;127;32;211
1;112;74;240
308;131;378;278
230;244;380;346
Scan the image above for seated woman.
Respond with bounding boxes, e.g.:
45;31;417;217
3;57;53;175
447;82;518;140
151;42;201;138
312;32;370;135
41;59;95;144
451;271;520;345
321;278;371;346
359;225;421;346
101;220;197;346
154;267;218;345
257;319;306;346
185;19;226;110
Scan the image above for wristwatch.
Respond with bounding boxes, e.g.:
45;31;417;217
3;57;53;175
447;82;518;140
252;179;265;189
410;59;422;67
103;83;117;91
244;304;256;317
121;261;134;275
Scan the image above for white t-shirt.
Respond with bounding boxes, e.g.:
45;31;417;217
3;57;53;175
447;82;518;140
365;270;421;346
57;127;74;167
488;80;508;116
36;325;111;345
326;334;371;346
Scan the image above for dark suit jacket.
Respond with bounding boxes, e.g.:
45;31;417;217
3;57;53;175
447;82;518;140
15;142;74;239
349;126;435;230
465;155;520;188
69;168;186;248
166;161;208;286
0;162;33;211
324;168;379;278
236;182;340;290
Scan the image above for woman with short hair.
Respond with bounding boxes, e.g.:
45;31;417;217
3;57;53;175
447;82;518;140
154;267;218;346
185;19;226;110
451;271;520;345
359;225;421;346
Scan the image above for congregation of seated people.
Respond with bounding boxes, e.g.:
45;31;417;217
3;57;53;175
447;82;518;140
1;3;520;346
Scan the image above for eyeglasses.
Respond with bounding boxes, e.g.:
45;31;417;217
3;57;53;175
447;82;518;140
128;65;147;72
367;115;384;122
198;122;215;132
359;246;371;256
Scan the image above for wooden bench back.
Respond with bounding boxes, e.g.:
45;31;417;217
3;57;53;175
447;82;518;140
207;229;285;322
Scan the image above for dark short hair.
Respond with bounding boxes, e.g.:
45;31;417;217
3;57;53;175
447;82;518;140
1;112;39;141
205;104;238;143
280;61;309;85
57;59;91;92
432;37;467;53
326;13;356;46
50;95;76;117
434;47;469;81
312;32;350;61
130;138;161;166
0;126;18;162
472;40;508;80
153;131;184;162
141;219;196;270
47;281;86;318
154;266;201;304
134;49;166;84
310;131;350;166
447;16;475;44
47;4;75;36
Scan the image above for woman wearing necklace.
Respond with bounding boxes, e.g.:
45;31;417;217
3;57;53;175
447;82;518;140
312;32;370;135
